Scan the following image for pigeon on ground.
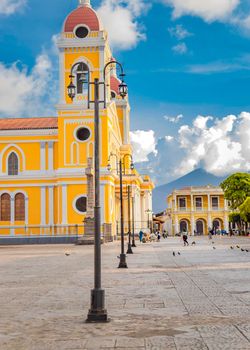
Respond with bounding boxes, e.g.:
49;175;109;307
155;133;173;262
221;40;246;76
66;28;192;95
191;241;196;245
230;246;234;250
178;252;181;255
212;241;215;244
173;252;176;256
236;245;240;248
246;249;249;252
65;253;70;256
241;248;245;252
213;247;216;250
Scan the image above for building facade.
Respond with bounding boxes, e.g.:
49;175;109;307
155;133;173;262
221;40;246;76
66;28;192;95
165;186;230;236
0;0;154;240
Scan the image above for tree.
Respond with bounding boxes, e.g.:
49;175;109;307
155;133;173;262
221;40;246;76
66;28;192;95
239;197;250;223
220;173;250;210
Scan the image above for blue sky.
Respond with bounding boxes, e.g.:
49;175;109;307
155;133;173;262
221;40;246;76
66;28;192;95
0;0;250;184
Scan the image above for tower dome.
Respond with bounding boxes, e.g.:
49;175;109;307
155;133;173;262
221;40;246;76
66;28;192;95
63;0;100;33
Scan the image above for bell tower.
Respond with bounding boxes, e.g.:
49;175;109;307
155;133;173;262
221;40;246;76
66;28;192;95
56;0;112;110
55;0;113;171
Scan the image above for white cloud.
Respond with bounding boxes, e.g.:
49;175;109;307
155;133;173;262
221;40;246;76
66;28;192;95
130;130;157;162
164;0;240;22
164;114;183;123
136;112;250;185
172;42;188;55
0;0;26;15
97;0;148;50
168;24;193;40
0;53;56;117
176;113;250;177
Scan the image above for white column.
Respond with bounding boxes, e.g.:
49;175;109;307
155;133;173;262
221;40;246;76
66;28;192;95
40;186;46;225
175;217;179;235
40;142;46;172
207;194;211;211
224;215;229;232
191;194;194;211
207;194;212;229
174;194;177;211
10;197;15;224
141;193;145;224
49;186;54;225
191;215;195;236
208;215;212;230
48;141;54;172
10;197;15;236
62;185;67;224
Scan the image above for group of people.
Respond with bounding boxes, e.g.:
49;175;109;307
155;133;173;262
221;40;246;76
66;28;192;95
138;230;168;243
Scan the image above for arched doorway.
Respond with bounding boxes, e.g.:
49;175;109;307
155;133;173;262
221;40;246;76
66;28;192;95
180;220;188;233
196;220;204;235
213;219;220;229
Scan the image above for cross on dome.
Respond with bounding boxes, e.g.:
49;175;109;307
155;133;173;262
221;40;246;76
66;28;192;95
79;0;91;7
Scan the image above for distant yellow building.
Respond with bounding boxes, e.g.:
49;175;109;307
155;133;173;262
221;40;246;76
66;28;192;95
0;0;154;241
165;186;230;236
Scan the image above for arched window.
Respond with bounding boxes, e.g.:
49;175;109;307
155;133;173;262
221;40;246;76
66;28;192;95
180;220;188;233
8;152;18;175
15;193;25;221
196;220;204;235
76;62;89;95
1;193;11;221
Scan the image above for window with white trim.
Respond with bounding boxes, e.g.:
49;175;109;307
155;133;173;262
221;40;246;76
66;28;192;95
179;197;186;210
212;197;219;209
8;152;18;175
195;197;202;210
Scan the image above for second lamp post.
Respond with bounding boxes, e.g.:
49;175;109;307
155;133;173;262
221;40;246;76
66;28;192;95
107;154;134;268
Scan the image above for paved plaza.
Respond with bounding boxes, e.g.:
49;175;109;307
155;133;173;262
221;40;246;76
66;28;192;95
0;237;250;350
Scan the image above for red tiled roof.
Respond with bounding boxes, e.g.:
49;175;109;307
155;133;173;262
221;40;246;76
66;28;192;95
110;76;121;94
0;117;58;131
64;6;100;32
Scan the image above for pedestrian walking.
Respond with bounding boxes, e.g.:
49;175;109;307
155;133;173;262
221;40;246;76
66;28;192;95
139;230;143;243
182;233;189;246
157;231;161;242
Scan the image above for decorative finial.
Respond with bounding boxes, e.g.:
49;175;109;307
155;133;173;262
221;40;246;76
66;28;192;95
79;0;91;7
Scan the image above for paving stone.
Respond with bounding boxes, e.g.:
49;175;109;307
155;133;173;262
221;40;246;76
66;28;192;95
115;337;145;348
145;336;176;349
174;337;208;350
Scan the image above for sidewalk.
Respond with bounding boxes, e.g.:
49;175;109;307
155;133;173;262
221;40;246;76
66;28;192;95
0;237;250;349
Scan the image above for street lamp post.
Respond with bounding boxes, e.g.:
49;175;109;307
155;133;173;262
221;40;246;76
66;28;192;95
131;193;136;247
126;185;133;254
108;154;134;267
67;59;127;322
145;209;153;232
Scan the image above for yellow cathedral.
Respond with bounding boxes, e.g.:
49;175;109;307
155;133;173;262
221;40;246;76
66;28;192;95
0;0;154;242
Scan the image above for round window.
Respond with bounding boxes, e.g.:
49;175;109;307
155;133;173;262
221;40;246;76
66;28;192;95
75;26;89;38
76;127;91;141
75;197;87;213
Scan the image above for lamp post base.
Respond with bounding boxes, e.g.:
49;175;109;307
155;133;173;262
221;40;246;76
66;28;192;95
126;243;133;254
118;253;128;268
86;289;109;323
132;239;137;248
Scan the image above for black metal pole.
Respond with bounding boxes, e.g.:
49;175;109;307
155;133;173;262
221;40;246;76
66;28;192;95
87;78;108;322
132;195;136;247
118;159;127;268
127;186;133;254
